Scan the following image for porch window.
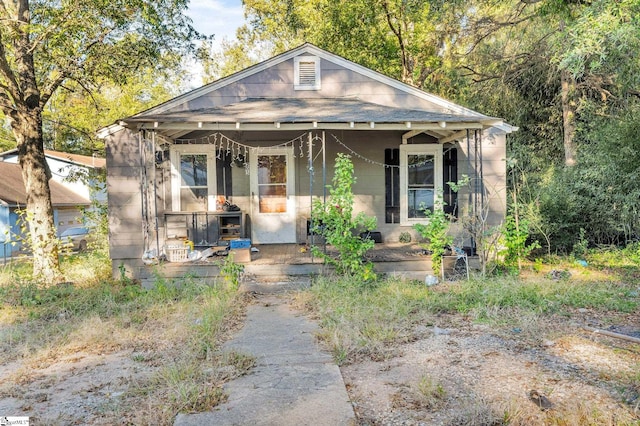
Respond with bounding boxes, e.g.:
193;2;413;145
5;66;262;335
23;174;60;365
171;147;216;211
180;154;208;210
399;144;443;225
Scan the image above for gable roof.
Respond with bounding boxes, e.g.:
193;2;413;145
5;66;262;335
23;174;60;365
0;162;90;207
134;43;489;119
107;43;516;139
0;149;105;169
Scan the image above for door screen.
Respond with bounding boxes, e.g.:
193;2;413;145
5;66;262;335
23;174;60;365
257;154;288;213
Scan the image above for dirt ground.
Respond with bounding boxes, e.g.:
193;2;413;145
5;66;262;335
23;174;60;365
341;311;640;425
1;298;639;425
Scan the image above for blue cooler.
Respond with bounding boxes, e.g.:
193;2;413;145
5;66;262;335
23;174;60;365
229;238;251;249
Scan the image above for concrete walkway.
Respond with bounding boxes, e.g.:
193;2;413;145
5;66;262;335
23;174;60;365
174;284;356;426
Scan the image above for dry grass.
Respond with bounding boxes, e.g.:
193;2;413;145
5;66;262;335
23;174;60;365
302;264;640;425
0;252;252;425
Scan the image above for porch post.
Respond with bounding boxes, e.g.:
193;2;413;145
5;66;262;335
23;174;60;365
474;129;480;224
308;131;314;248
322;131;327;256
152;131;160;257
478;129;485;215
138;131;149;253
466;129;474;252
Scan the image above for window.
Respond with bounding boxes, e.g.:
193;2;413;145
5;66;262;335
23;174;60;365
171;147;216;211
399;144;443;225
257;154;288;213
294;56;321;90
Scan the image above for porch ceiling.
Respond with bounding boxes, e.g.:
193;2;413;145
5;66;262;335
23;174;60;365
122;98;502;138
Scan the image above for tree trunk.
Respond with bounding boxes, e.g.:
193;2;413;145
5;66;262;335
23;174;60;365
560;70;577;166
13;109;63;284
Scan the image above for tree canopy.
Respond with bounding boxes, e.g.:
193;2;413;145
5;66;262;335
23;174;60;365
0;0;199;282
200;0;640;252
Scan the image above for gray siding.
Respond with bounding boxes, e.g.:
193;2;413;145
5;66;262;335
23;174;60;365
106;129;144;274
169;56;452;114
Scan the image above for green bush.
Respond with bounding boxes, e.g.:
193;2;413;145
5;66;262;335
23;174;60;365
311;154;377;281
499;215;540;272
413;196;453;276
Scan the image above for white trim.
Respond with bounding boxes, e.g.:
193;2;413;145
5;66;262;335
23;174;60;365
399;144;443;226
294;56;321;90
96;123;124;138
170;145;217;212
149;121;485;132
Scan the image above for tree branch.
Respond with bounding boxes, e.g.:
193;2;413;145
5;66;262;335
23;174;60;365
39;71;67;107
0;90;15;113
0;31;23;104
380;0;411;83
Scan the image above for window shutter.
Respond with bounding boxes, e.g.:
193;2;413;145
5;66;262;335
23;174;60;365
385;148;400;223
443;147;458;217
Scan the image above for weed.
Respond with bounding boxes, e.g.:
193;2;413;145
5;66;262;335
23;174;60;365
572;227;589;258
399;231;412;243
499;215;540;272
445;397;506;426
299;275;432;364
131;353;148;362
413;375;446;408
413;194;453;276
533;258;544;273
217;253;244;289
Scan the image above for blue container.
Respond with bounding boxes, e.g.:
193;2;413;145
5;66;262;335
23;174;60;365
230;238;251;249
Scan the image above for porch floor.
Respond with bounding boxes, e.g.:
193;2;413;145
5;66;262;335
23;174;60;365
248;242;428;265
138;243;434;286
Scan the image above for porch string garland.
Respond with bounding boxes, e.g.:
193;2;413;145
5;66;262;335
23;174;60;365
329;134;452;168
170;132;447;170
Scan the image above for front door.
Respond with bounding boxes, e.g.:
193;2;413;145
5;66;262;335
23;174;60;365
250;148;296;244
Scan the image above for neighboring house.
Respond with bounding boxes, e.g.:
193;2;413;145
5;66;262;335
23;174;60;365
0;149;106;204
99;43;515;279
0;162;90;258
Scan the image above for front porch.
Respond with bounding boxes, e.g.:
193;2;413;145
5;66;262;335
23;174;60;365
135;243;436;287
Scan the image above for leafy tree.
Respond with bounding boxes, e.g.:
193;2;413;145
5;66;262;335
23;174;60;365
0;0;198;283
210;0;466;88
213;0;640;252
43;70;182;155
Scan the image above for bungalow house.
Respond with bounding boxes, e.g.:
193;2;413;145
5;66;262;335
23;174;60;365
0;149;107;205
100;43;514;280
0;162;91;258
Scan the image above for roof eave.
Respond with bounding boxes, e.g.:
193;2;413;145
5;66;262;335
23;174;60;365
130;120;489;132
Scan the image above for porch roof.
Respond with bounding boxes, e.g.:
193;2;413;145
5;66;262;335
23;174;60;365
122;97;503;135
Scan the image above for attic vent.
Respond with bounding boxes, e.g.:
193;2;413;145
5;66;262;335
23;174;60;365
294;56;321;90
299;61;316;85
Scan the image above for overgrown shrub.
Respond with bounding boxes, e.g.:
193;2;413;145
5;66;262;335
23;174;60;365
499;215;540;272
413;196;453;276
311;154;377;281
